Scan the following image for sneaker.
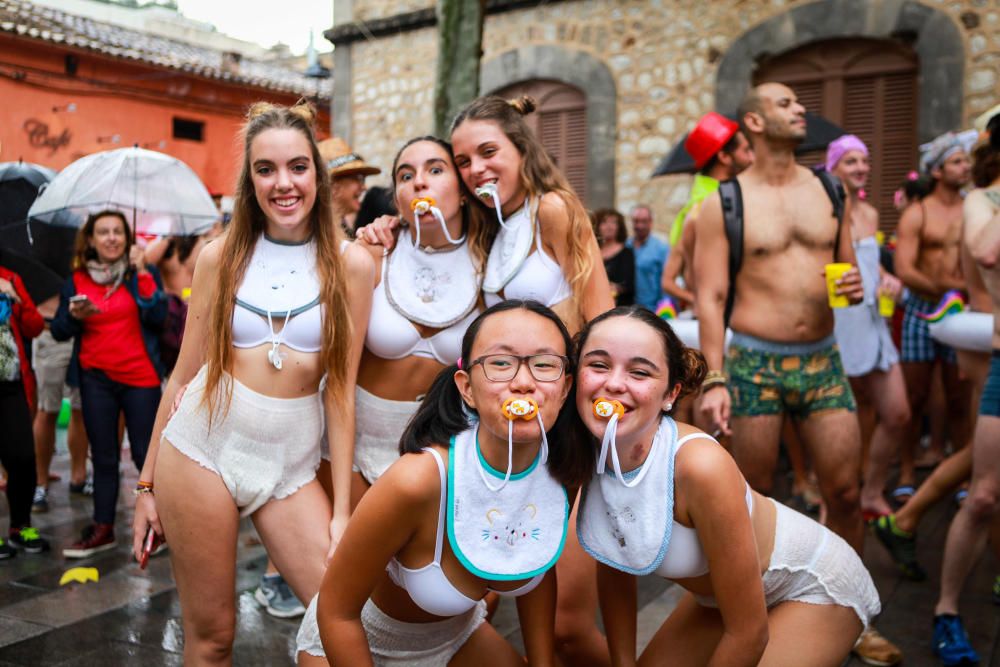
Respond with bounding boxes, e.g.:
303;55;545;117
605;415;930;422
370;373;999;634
32;486;49;513
872;514;926;581
63;523;116;559
254;573;305;618
8;527;50;554
0;538;15;561
853;627;903;666
69;479;93;496
933;614;981;666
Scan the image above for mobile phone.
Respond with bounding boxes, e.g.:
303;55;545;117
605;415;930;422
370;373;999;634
139;526;161;570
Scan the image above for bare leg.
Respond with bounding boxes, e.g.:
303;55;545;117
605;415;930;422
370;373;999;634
638;594;723;667
935;416;1000;615
450;621;526;666
920;366;949;466
783;419;808;496
940;362;975;454
894;447;972;534
795;410;864;552
859;365;912;516
156;441;240;666
849;375;876;474
729;415;784;495
900;361;934;489
554;494;610;667
759;602;861;667
67;409;89;484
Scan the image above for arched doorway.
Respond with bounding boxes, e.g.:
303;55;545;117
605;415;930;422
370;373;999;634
755;38;918;231
494;79;588;203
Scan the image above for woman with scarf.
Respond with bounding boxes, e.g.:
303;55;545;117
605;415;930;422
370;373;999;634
51;210;167;558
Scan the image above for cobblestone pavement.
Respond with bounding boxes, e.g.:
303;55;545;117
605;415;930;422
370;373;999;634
0;437;996;665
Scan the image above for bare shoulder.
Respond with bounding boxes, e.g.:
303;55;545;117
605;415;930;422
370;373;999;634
537;191;572;231
195;234;224;271
376;446;448;508
673;423;734;481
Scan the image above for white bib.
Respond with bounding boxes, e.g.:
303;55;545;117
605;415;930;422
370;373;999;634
482;199;535;294
235;234;319;317
578;416;678;575
447;426;569;581
384;233;481;328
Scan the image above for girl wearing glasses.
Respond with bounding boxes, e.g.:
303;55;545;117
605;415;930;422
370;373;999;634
297;300;592;666
575;306;879;666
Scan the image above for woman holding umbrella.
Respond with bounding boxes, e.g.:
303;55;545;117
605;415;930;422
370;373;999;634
130;101;373;664
50;209;168;557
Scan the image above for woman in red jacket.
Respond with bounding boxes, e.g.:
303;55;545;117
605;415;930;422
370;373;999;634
0;258;47;559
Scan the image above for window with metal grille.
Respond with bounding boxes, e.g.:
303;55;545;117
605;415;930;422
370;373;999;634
493;80;589;204
754;38;918;233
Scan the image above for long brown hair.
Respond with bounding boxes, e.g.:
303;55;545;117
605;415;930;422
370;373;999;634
450;95;595;314
71;209;132;269
389;135;489;273
203;100;352;420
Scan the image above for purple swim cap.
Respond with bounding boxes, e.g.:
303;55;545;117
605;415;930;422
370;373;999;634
825;134;869;173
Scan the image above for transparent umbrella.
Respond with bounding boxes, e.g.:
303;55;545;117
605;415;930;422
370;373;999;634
27;146;219;237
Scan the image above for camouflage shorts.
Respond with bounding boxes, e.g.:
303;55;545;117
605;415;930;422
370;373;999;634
726;332;857;420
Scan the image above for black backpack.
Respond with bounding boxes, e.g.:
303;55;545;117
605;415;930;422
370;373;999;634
719;169;845;327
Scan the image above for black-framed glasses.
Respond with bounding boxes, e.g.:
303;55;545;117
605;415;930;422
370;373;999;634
468;354;569;382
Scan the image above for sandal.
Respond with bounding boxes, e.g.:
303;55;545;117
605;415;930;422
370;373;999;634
891;485;915;505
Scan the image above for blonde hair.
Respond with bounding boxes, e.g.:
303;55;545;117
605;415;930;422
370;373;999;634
450;95;594;315
203;100;352;420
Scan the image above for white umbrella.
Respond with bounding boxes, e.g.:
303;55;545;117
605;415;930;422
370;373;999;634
27;146;219;237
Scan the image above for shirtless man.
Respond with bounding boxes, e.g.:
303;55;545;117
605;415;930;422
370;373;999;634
661;113;753;312
894;134;974;494
695;82;899;666
930;121;1000;665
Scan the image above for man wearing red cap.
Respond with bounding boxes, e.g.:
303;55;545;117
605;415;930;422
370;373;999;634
694;82;901;666
662;112;752;310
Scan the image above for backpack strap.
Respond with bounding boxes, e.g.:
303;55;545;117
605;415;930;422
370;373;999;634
815;169;846;261
719;178;743;328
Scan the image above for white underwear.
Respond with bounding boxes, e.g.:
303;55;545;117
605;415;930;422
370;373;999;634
347;385;420;483
296;593;486;664
696;499;880;628
162;365;323;517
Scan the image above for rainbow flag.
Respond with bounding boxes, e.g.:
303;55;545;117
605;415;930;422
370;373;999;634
656;297;678;320
917;290;966;322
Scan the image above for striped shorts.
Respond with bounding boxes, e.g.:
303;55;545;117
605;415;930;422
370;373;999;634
900;294;958;364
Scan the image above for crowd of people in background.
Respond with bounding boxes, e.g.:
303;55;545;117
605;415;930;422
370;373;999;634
0;82;998;667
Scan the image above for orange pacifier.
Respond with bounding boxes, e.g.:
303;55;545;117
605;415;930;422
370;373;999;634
593;397;624;420
502;397;538;421
410;196;437;215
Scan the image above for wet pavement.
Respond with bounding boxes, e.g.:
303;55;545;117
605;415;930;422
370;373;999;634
1;436;997;665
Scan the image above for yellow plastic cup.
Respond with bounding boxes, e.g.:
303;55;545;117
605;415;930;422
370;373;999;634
875;230;885;246
825;263;852;308
878;291;895;317
181;287;192;302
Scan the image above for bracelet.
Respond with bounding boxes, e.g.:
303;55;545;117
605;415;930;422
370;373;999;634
702;381;727;393
136;480;154;489
133;485;154;497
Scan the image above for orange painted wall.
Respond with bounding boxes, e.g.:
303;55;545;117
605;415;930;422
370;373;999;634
0;33;331;195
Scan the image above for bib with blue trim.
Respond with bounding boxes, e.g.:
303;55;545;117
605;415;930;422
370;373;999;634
577;416;678;575
447;425;568;580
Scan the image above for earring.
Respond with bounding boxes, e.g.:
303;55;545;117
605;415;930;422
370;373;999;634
665;402;673;412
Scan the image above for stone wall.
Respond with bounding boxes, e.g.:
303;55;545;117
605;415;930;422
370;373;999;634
346;0;1000;237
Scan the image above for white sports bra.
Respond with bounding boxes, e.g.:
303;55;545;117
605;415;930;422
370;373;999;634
653;433;754;580
231;235;325;353
386;448;544;617
484;203;572;308
365;257;477;366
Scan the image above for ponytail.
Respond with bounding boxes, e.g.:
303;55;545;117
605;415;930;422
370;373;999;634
399;364;472;454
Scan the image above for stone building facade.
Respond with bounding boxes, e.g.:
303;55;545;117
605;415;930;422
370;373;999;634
326;0;1000;235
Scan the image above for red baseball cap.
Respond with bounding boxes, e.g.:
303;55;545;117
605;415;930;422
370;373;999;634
685;112;739;169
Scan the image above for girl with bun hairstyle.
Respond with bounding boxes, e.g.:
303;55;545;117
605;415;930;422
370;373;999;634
130;101;374;662
575;306;880;666
297;300;592;666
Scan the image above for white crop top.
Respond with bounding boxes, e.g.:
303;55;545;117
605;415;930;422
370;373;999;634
652;433;754;580
365;258;477;365
231;234;323;353
386;448;544;617
484;216;572;308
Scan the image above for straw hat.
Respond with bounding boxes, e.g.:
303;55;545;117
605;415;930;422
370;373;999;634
685;112;739;169
318;137;381;177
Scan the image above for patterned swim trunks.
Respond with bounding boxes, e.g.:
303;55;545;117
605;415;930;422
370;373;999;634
900;293;958;364
726;332;857;420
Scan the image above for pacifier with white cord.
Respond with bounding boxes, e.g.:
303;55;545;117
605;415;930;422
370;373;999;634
593;397;657;488
410;196;465;247
479;397;549;492
474;182;512;230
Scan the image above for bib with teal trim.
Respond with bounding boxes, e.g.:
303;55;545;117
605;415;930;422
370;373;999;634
447;425;568;580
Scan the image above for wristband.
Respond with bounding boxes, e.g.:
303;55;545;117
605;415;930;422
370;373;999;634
701;381;727;393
